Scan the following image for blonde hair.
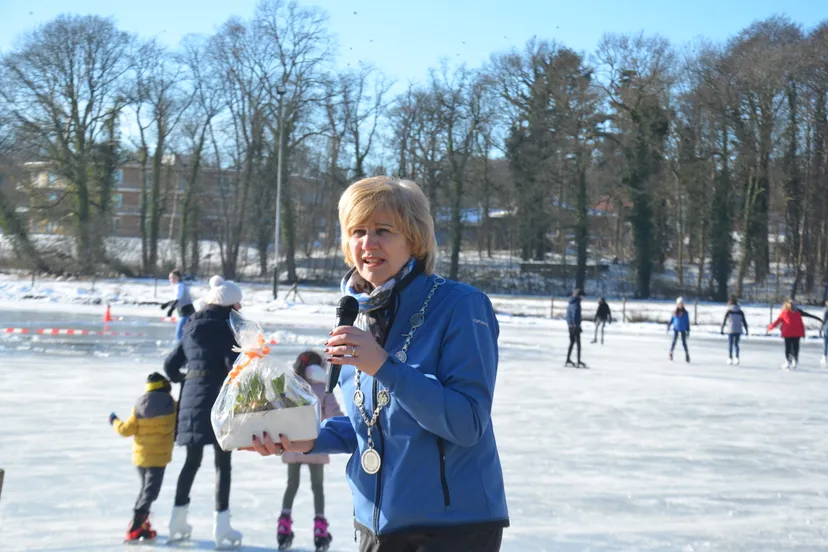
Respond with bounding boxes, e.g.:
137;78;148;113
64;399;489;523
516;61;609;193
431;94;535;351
783;300;793;312
339;176;437;274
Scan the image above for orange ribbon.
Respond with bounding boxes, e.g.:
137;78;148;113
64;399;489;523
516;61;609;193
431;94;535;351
228;334;272;383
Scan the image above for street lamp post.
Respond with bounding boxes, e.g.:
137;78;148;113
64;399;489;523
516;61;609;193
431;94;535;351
272;85;287;300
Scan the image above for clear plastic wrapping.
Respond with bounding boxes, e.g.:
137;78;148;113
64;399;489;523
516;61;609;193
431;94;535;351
211;312;320;451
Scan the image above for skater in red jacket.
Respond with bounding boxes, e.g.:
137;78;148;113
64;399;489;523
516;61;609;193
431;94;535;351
767;300;823;370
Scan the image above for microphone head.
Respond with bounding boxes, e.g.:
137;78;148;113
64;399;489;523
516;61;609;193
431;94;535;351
336;296;360;327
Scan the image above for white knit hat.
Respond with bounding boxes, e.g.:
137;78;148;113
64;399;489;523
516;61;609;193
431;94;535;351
676;296;685;306
304;364;327;384
204;275;243;307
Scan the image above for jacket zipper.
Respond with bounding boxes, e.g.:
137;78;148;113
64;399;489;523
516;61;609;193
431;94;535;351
437;438;451;507
371;290;400;536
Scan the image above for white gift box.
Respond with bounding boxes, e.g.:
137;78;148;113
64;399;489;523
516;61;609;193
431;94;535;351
213;404;320;451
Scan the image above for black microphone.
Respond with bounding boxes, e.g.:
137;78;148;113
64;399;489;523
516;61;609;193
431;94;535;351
325;295;360;394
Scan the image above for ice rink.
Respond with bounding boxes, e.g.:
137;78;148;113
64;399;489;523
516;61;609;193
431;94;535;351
2;303;828;551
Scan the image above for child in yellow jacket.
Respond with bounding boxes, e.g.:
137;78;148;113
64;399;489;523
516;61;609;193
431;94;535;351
110;372;177;543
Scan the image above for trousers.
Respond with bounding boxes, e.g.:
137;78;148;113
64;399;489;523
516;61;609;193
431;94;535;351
174;444;232;511
282;463;325;515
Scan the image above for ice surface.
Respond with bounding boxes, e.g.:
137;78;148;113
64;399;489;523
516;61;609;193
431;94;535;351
2;299;828;551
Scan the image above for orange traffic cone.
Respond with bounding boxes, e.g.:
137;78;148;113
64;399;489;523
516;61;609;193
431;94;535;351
103;304;112;323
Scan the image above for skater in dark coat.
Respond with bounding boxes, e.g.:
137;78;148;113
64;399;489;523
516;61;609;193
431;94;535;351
720;297;749;365
566;289;586;367
668;297;691;363
592;297;612;344
163;275;244;548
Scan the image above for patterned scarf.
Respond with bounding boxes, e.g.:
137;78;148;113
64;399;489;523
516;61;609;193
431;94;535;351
340;258;417;345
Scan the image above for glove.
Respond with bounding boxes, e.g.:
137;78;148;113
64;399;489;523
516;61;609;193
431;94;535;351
160;301;173;310
166;305;176;318
109;412;119;425
720;330;724;335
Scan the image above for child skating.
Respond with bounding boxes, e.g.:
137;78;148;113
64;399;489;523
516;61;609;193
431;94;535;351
720;297;749;365
277;351;343;552
592;297;612;344
768;300;823;370
565;289;587;368
667;297;691;363
110;372;177;544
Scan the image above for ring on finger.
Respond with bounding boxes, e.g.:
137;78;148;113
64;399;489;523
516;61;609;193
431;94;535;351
350;345;359;357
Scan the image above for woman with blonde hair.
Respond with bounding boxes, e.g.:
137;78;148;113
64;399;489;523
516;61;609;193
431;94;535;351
768;299;823;370
251;177;509;551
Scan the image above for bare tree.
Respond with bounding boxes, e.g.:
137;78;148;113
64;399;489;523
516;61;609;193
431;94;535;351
0;15;131;273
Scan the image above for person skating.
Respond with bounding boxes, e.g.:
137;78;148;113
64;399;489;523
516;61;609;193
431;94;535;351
160;269;195;342
768;300;823;370
109;372;177;544
592;297;612;344
566;289;587;368
720;297;749;365
164;276;244;548
667;297;691;363
277;351;344;552
821;299;828;366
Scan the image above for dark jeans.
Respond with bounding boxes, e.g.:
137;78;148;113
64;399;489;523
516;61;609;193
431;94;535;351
670;331;688;354
134;466;165;515
282;463;325;516
567;325;582;362
174;444;232;512
784;337;801;362
728;334;741;359
594;320;607;342
357;525;503;552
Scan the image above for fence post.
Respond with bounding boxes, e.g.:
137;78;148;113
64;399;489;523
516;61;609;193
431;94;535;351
0;468;4;500
694;299;698;326
550;296;554;319
622;297;627;323
769;302;774;326
31;271;35;288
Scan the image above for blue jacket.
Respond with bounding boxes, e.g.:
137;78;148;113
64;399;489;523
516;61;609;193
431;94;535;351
668;309;691;333
566;296;582;327
164;305;239;446
311;272;509;536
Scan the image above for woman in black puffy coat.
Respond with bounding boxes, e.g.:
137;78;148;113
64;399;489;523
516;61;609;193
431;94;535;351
163;275;243;548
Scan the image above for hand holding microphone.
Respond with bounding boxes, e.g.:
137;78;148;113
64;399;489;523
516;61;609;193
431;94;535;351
325;296;388;392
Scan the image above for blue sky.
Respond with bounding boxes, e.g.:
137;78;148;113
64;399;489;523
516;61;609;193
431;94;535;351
2;0;827;86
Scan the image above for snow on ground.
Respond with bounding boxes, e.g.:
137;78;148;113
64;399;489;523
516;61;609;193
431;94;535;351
2;280;828;551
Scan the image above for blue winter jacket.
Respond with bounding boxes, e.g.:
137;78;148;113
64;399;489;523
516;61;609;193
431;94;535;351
669;309;691;333
566;296;582;327
311;271;509;537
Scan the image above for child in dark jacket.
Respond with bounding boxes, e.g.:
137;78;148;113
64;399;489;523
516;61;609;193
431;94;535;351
592;297;612;345
668;297;691;363
110;372;177;543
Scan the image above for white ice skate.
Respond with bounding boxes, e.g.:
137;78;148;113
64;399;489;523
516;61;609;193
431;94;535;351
734;357;740;366
782;360;792;370
791;359;798;370
726;358;732;365
168;504;192;543
213;510;242;549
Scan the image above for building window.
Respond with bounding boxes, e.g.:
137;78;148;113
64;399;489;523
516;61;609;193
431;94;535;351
45;221;58;234
114;193;123;209
113;169;123;185
112;218;121;232
47;192;58;203
179;174;186;192
145;172;152;188
47;172;58;185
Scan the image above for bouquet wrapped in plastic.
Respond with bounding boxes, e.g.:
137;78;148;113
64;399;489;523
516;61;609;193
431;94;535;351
211;312;320;451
